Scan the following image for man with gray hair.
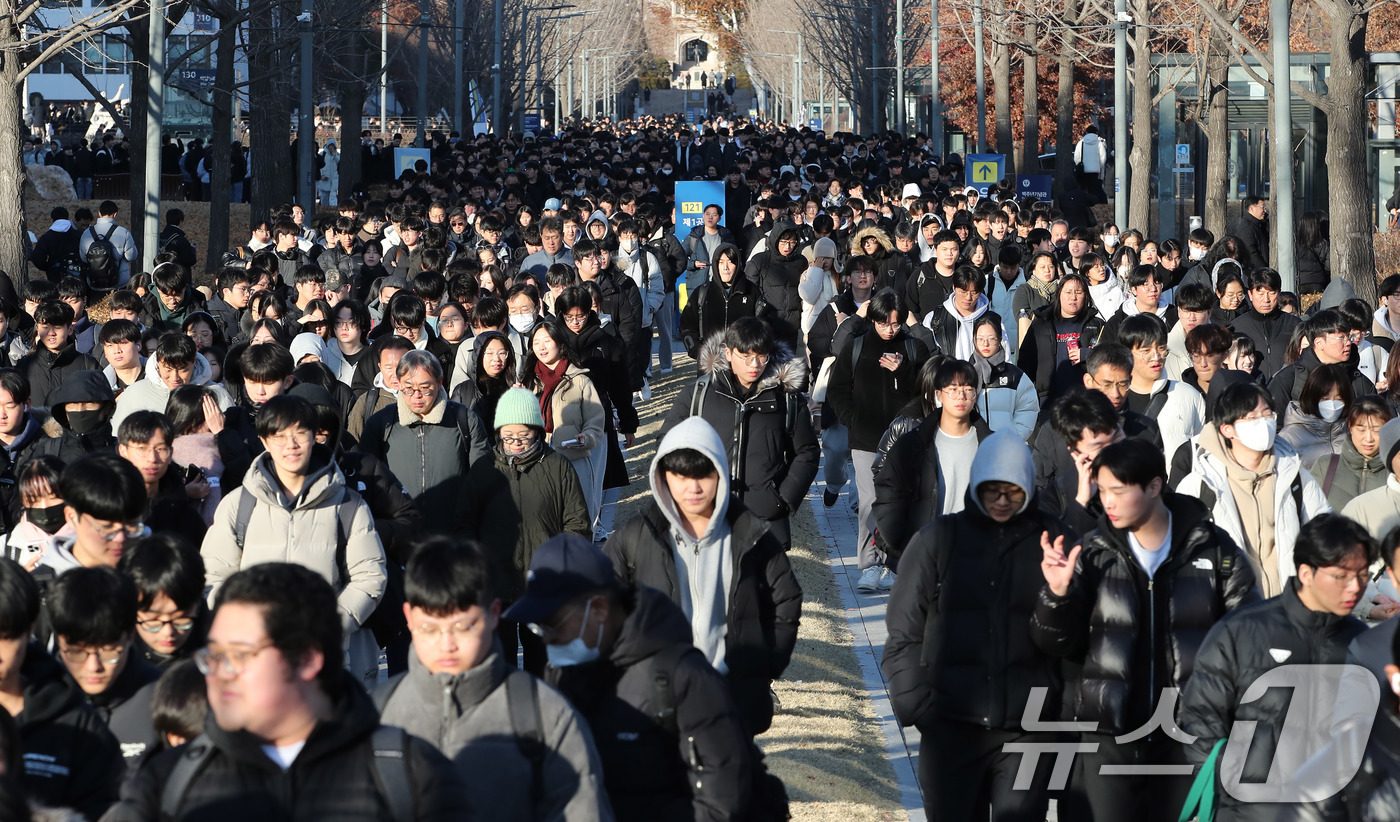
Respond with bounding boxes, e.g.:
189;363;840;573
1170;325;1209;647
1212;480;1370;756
358;349;490;533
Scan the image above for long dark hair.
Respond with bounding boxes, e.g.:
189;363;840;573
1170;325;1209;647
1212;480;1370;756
1053;273;1094;324
519;320;577;392
1295;211;1328;252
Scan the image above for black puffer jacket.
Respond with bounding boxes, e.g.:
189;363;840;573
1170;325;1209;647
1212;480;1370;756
17;343;99;408
1030;493;1261;734
1278;710;1400;822
661;336;819;524
565;318;636;489
88;656;162;769
546;586;754;822
13;644;125;820
850;225;913;296
1179;578;1365;822
1268;347;1376;421
28;369;117;465
884;484;1072;730
1230;308;1300;381
139;286;210;333
101;672;473;822
826;326;932;452
455;442;592;599
605;499;802;736
746;221;806;344
679;244;761;357
587;270;643;351
872;409;993;563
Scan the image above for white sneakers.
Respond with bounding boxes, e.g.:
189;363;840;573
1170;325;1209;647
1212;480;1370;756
857;566;897;593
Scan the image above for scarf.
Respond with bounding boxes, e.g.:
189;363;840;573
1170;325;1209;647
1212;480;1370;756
1027;276;1057;304
971;346;1006;389
498;437;544;468
534;360;568;433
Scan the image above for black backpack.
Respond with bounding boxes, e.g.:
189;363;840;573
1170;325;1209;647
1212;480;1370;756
649;644;791;822
83;225;121;290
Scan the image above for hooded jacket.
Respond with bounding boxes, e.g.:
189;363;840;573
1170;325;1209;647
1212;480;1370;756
12;644;125;821
378;642;614;822
680;244;761;357
565;317;637;490
545;586;754;822
850;225;913;296
111;352;233;432
1029;492;1261;735
201;450;387;633
1230;307;1300;380
101;671;473;822
662;336;819;529
873;409;994;564
29;369;116;465
359;390;490;534
974;356;1040;441
883;431;1072;730
746;221;806;343
925;294;991;360
456;437;591;599
1178;423;1332;598
17;342;99;408
1268;348;1377;423
520;244;575;280
616;240;665;327
1340;477;1400;552
605;418;802;736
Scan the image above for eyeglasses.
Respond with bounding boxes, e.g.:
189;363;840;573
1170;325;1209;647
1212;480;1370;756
334;319;358;329
941;386;977;398
873;320;899;330
194;641;275;677
393;326;419;337
400;384;439;398
139;614;196;634
1320;569;1370;587
562;313;588;325
527;604;581;644
264;430;313;449
732;353;769;366
500;433;537;446
979;485;1028;504
59;644;125;666
974;337;1001;346
415;619;487;642
84;515;148;542
124;442;172;459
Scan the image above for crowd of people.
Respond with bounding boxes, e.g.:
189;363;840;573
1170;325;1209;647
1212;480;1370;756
0;110;1392;822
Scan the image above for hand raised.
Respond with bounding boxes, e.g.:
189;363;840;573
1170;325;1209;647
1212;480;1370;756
1040;532;1080;597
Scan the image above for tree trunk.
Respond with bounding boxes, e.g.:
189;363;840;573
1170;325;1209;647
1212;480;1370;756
0;57;27;287
993;38;1011;172
1203;41;1229;239
1054;0;1077;191
1021;21;1038;178
1127;1;1153;235
205;13;236;276
127;15;148;248
1324;1;1376;305
338;33;368;200
248;0;293;218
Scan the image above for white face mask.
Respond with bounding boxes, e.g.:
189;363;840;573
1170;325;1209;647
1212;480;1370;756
509;313;536;335
1103;235;1119;248
1318;400;1346;423
620;238;637;254
1189;246;1207;261
545;601;602;667
1231;416;1277;452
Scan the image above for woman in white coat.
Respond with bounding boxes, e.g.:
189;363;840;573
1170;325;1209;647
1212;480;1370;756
317;140;340;207
799;236;841;337
970;314;1039;441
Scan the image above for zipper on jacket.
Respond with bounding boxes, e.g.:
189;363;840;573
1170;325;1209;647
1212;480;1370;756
1147;576;1156;730
440;683;452;750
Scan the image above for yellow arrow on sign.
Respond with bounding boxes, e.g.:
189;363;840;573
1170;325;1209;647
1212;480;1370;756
973;161;998;183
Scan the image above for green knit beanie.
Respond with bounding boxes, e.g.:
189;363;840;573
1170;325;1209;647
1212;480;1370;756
494;387;545;430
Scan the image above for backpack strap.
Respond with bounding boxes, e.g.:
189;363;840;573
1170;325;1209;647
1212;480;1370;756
159;735;217;817
689;374;712;419
1291;472;1304;514
649;643;699;739
98;225;116;243
362;387;380;431
368;725;414;822
371;671;406;713
918;531;955;666
232;488;257;550
1198;483;1216;512
1322;454;1342;498
506;670;547;803
1145;387;1171;420
850;333;864;371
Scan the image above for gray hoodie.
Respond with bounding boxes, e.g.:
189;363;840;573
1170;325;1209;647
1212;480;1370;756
650;417;735;673
967;430;1037;518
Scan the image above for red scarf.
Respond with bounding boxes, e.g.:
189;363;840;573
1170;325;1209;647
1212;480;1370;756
534;359;568;433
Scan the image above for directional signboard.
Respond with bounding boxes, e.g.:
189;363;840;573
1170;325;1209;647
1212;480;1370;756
965;153;1005;196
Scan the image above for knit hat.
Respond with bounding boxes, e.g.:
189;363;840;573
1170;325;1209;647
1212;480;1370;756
1380;417;1400;466
494;387;545;430
813;237;838;259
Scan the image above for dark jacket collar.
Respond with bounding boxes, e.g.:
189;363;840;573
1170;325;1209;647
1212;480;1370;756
204;670;381;771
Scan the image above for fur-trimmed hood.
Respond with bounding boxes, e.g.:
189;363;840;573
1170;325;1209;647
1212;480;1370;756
852;225;895;257
695;331;808;393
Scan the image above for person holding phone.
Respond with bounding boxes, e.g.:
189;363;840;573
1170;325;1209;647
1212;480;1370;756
1;455;72;570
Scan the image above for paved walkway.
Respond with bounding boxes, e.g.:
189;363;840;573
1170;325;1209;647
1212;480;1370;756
807;467;927;822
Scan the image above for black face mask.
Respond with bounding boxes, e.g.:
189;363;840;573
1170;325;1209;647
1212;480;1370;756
26;503;66;535
67;409;105;435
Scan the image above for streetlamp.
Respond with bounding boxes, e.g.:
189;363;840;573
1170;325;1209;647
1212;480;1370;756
768;30;803;127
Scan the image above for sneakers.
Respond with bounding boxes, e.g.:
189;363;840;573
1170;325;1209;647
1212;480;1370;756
857;566;883;592
879;568;897;591
770;687;783;713
823;488;840;508
660;366;673;374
